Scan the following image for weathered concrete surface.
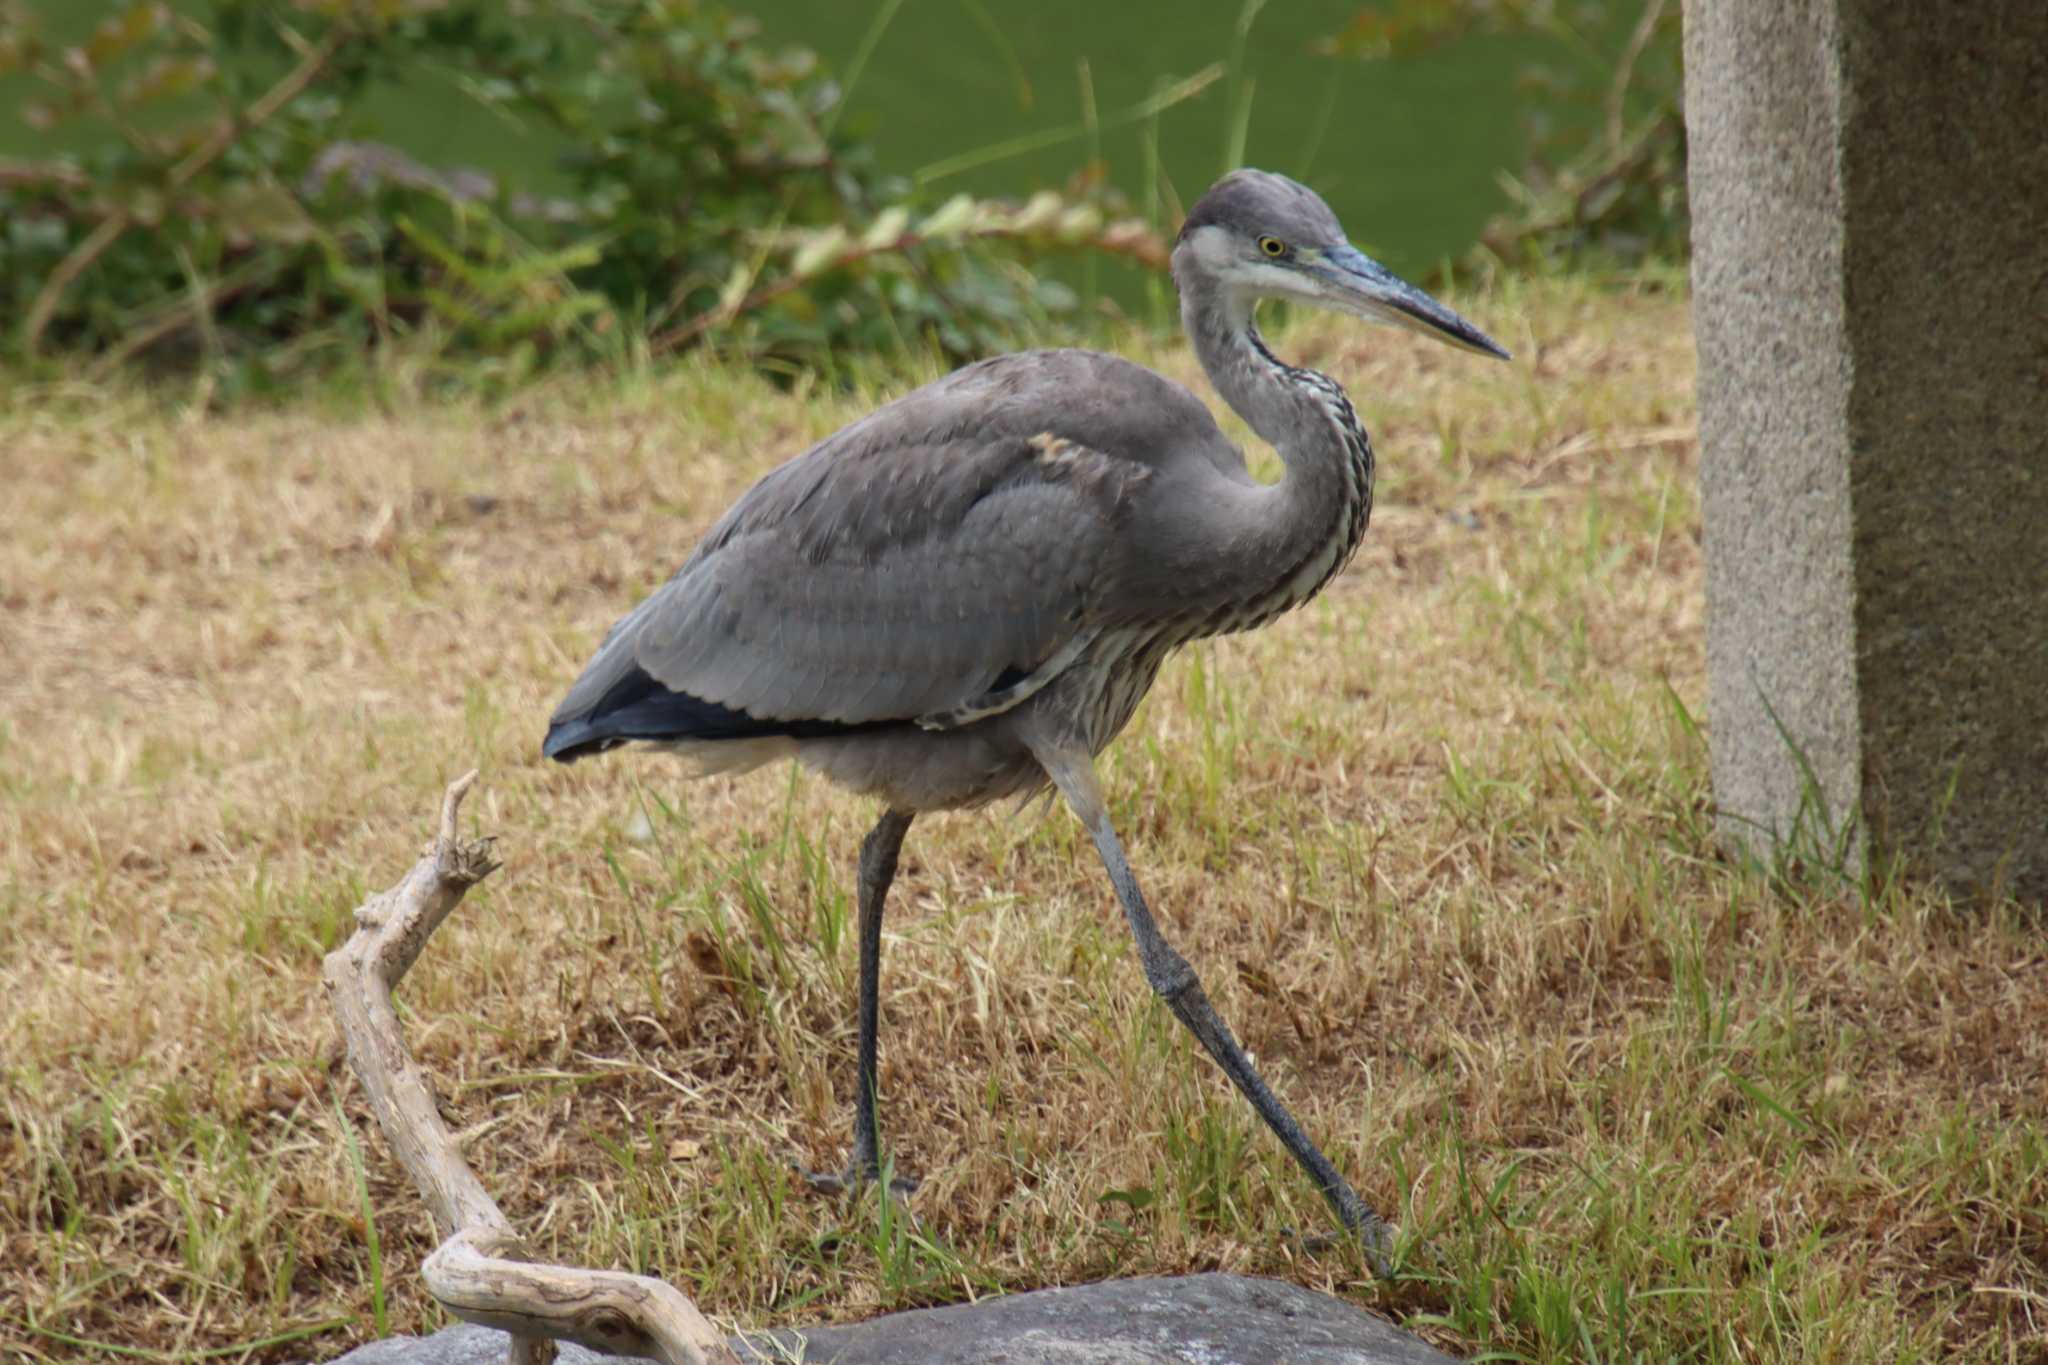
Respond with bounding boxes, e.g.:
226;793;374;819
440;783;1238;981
1686;0;2048;899
323;1273;1458;1364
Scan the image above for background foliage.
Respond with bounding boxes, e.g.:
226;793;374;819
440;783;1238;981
0;0;1684;394
0;0;1164;393
1322;0;1685;269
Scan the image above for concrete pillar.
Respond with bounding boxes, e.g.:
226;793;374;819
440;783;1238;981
1684;1;2048;899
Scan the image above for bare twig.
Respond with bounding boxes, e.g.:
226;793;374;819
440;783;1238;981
20;213;131;356
85;256;280;380
322;772;739;1365
0;157;90;191
20;25;344;354
1606;0;1670;157
1476;106;1680;259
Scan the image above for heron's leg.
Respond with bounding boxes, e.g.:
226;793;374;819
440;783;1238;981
849;808;916;1188
800;808;919;1197
1035;745;1394;1269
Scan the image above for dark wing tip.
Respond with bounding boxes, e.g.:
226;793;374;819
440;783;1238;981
541;663;896;764
541;717;616;763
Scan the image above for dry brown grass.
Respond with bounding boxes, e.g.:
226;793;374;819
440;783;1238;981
3;275;2043;1363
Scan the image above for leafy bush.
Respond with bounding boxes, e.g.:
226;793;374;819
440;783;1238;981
1320;0;1685;269
0;0;1164;390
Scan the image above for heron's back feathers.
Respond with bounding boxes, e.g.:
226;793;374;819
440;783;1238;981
544;348;1250;760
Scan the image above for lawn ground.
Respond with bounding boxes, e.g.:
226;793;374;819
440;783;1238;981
2;274;2043;1362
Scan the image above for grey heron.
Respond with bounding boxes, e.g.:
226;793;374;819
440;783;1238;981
545;169;1508;1254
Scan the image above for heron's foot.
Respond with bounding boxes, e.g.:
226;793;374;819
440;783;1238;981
793;1159;920;1200
1285;1227;1377;1257
1285;1188;1397;1274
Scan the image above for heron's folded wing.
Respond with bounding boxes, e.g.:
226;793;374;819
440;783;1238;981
556;430;1147;731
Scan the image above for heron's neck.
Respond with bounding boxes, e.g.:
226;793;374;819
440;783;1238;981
1181;284;1376;607
1184;287;1318;452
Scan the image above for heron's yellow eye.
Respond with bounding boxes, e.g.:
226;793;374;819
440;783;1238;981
1257;235;1286;257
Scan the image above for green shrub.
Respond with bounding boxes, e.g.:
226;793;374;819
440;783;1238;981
0;0;1164;390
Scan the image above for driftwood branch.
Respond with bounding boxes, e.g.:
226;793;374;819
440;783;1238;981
322;771;739;1365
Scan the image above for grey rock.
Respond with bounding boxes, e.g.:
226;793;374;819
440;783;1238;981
1686;0;2048;898
324;1326;529;1365
322;1273;1456;1364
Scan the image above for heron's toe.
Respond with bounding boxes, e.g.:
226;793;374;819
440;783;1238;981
793;1159;920;1199
1282;1202;1397;1276
794;1161;856;1197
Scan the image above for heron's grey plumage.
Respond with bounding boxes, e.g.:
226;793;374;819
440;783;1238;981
545;168;1508;1253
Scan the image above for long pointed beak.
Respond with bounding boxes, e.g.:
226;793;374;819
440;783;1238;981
1313;244;1510;360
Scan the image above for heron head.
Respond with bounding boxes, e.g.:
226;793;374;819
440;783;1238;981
1173;168;1509;360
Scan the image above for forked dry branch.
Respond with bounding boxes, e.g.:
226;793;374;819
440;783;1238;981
321;771;740;1365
